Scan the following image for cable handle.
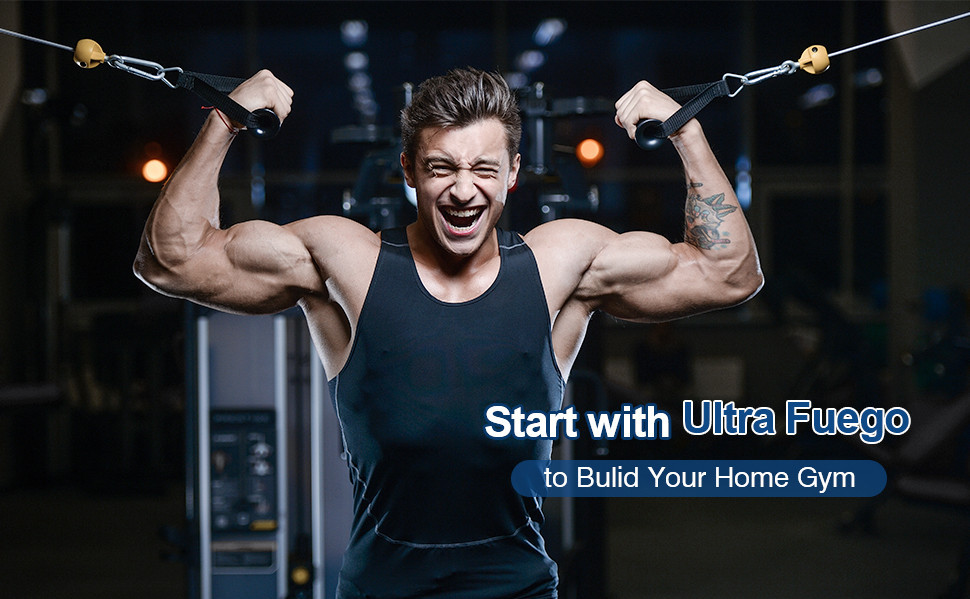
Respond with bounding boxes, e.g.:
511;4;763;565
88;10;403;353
176;71;281;139
73;38;280;139
632;57;802;150
633;79;732;150
626;8;970;150
249;108;281;139
634;119;666;150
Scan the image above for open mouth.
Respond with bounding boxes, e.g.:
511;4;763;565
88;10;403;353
440;207;485;234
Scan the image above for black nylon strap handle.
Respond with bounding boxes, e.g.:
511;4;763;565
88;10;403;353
634;79;730;150
176;71;280;139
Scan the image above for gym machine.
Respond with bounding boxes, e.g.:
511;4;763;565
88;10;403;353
185;307;352;599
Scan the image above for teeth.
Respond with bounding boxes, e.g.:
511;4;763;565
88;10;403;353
443;208;482;217
441;207;483;234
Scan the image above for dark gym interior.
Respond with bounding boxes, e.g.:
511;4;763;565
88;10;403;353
1;2;969;598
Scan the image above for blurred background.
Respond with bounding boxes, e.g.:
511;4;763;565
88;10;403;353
1;1;969;598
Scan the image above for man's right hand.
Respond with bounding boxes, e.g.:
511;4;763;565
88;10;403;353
226;69;295;130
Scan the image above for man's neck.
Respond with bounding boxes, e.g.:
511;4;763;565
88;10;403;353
406;222;499;275
405;223;501;303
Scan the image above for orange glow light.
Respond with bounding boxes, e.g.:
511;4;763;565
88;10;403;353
142;159;168;183
576;138;604;168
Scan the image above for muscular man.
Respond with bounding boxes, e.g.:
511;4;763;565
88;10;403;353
134;68;762;598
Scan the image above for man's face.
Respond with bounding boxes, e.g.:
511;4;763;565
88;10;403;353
402;119;520;259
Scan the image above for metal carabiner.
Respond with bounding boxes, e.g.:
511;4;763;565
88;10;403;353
722;73;748;98
105;54;183;88
722;60;800;97
157;67;184;89
741;60;800;86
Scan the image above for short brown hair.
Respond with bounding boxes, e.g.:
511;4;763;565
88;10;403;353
400;67;521;164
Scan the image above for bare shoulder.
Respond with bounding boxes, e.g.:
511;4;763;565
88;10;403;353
522;218;617;313
523;218;616;256
284;215;381;287
284;214;377;244
523;218;621;273
285;216;379;257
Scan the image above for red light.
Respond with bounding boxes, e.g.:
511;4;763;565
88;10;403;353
142;159;168;183
576;138;604;168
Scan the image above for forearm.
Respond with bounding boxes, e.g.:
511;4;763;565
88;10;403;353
670;121;760;274
670;120;763;303
137;112;236;272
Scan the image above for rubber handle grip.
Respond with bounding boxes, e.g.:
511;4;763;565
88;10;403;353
249;108;281;139
634;118;665;150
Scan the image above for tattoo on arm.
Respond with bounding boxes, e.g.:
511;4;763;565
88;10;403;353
684;182;737;250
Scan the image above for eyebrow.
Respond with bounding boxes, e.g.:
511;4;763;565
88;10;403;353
424;154;502;168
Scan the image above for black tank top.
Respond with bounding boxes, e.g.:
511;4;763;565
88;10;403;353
328;227;563;598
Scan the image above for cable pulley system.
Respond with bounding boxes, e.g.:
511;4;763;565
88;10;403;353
634;10;970;149
3;10;969;147
0;28;281;139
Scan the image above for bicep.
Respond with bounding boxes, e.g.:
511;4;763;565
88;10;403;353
530;219;732;323
149;219;323;314
578;232;722;322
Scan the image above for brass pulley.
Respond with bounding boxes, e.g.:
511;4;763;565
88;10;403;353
798;45;830;75
73;38;106;69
